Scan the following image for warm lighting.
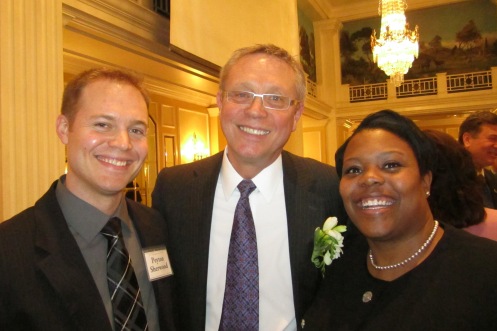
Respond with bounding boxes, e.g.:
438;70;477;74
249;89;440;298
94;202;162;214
343;119;354;129
143;163;149;179
181;132;209;162
371;0;419;87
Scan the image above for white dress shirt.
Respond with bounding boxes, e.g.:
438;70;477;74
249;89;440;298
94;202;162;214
205;149;297;331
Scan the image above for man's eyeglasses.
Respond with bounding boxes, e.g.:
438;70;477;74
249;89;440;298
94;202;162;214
223;91;300;111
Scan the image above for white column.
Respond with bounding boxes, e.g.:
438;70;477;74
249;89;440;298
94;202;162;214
0;0;65;220
492;67;497;92
314;18;342;160
436;72;448;96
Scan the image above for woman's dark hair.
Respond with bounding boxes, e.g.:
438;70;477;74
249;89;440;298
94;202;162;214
335;110;435;179
424;129;485;227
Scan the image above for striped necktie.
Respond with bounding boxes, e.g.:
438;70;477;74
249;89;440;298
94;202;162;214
101;217;148;331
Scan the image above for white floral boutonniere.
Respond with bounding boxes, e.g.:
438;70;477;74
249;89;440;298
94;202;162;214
311;216;347;277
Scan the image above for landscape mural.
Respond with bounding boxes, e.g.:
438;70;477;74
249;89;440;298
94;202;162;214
340;0;497;85
298;9;317;82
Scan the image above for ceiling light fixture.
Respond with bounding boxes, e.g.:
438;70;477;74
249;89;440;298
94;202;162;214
371;0;419;87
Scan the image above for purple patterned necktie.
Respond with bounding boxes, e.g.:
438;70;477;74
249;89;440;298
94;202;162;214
219;180;259;331
101;217;148;331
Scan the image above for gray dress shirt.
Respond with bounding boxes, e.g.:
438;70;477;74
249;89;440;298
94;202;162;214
55;176;159;331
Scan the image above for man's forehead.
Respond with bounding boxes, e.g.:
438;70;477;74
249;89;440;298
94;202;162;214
479;124;497;134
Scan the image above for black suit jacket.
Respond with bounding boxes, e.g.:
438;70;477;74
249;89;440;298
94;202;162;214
0;181;176;331
483;169;497;208
152;150;347;330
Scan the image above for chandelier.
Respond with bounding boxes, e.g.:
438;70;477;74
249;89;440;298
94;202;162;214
371;0;419;87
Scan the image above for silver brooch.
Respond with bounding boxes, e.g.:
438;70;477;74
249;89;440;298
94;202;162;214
362;291;373;303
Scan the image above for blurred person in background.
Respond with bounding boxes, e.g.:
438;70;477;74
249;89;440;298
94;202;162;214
458;111;497;208
425;129;497;241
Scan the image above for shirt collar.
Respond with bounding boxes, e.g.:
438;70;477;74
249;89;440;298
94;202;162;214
56;175;130;243
220;148;283;201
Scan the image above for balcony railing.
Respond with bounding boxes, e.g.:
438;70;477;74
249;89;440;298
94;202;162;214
323;68;496;103
396;77;438;98
447;71;493;93
153;0;170;18
349;83;387;103
307;79;317;98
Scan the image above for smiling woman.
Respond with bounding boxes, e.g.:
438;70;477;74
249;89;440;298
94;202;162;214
302;110;497;330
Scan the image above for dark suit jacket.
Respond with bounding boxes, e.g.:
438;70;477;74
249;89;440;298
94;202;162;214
483;169;497;208
152;150;347;331
0;181;176;331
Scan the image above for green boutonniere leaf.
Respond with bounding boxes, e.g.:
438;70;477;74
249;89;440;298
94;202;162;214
311;217;346;277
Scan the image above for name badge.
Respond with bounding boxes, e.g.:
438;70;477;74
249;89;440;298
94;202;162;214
143;246;173;281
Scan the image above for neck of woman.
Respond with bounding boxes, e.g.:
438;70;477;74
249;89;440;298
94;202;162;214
366;221;444;281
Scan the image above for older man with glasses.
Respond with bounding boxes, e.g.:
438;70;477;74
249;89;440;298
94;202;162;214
152;44;347;331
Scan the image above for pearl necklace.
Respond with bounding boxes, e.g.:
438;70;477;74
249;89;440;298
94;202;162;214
369;220;439;270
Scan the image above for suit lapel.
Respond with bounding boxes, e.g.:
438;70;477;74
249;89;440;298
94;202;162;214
282;152;330;325
128;202;165;248
188;153;223;326
484;169;497;208
283;152;309;321
158;152;222;330
128;202;176;331
34;184;112;331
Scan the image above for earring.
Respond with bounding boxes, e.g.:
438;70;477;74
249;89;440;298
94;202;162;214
426;191;430;197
